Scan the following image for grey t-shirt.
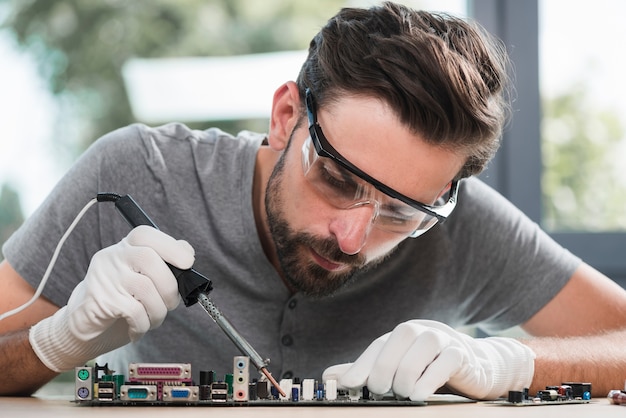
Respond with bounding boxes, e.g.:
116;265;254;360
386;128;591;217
2;123;580;380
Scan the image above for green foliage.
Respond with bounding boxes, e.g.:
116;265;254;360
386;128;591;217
0;0;347;246
0;184;24;261
542;85;626;231
1;0;346;154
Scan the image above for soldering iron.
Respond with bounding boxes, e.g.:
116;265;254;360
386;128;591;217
97;193;286;397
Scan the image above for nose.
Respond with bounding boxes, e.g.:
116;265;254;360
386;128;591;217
329;202;378;255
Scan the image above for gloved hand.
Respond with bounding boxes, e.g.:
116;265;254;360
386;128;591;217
323;320;535;401
29;225;195;373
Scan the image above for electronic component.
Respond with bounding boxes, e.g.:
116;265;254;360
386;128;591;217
608;389;626;405
491;383;592;406
279;378;293;401
291;378;301;402
562;382;592;399
120;385;158;402
256;379;270;399
128;362;192;382
97;381;115;402
198;370;215;401
75;366;93;401
162;385;199;402
100;374;125;398
210;382;228;402
301;378;315;401
73;359;430;407
72;359;594;409
325;379;337;401
232;356;250;401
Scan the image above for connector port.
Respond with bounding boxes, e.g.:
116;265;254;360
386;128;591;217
128;363;191;380
211;382;228;391
76;387;91;400
211;392;228;402
120;385;157;401
77;368;90;381
162;386;199;402
97;391;114;401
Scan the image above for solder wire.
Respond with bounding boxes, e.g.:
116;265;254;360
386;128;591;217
197;292;286;397
0;198;98;321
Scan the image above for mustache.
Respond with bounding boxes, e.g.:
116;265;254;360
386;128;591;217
293;232;366;267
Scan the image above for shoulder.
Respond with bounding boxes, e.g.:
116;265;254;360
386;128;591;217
88;122;220;153
84;123;266;168
456;177;516;213
449;177;533;233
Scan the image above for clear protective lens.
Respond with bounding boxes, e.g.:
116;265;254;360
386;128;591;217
302;136;439;236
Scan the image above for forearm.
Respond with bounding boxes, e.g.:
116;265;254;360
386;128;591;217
523;329;626;397
0;328;59;396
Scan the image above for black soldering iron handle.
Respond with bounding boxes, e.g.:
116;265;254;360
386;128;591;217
112;194;212;307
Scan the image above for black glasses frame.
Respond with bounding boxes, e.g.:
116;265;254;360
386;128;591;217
304;88;459;223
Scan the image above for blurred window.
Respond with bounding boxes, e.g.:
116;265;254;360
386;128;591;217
540;0;626;232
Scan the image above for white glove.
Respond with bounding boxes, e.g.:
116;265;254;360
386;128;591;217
29;225;195;373
323;320;535;401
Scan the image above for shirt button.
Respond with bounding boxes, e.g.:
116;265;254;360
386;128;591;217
281;335;294;346
288;299;297;309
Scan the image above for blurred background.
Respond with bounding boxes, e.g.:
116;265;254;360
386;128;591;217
1;0;626;285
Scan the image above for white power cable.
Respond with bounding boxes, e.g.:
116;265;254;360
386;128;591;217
0;198;98;321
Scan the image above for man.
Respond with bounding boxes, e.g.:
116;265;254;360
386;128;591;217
1;2;626;399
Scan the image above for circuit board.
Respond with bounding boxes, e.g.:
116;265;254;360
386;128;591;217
73;358;428;407
489;383;592;406
73;358;591;407
490;399;591;407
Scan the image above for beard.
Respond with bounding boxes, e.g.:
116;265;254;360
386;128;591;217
264;136;385;298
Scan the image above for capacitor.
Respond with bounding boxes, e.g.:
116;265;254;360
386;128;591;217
316;382;325;400
270;385;279;399
537;389;558;401
508;390;524;403
558;385;573;399
562;382;592;399
291;378;301;402
248;382;258;400
256;380;270;399
199;385;211;401
608;389;626;405
199;370;215;386
362;386;370;400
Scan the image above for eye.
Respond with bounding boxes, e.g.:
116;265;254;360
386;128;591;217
377;207;413;226
376;201;428;232
319;161;359;195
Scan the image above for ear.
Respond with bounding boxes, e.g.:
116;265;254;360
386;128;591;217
268;81;301;152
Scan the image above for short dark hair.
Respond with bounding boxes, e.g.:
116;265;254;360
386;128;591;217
296;1;511;179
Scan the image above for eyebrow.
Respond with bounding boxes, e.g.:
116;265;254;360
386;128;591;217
328;158;418;215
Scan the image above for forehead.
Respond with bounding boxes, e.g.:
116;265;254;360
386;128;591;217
315;95;465;202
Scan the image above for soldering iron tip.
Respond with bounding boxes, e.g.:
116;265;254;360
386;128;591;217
261;367;287;398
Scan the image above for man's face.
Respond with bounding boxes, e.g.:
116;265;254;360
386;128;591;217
265;95;465;298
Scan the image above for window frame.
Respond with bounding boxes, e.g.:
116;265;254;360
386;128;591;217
471;0;626;286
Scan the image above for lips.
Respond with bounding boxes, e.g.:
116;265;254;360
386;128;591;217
310;248;346;271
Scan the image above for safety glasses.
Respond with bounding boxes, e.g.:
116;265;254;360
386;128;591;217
303;88;459;238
